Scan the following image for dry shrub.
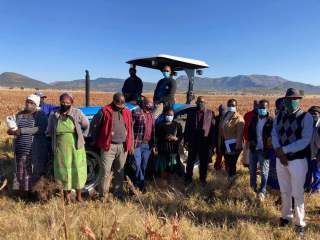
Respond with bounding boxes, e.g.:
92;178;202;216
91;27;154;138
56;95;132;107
31;176;63;202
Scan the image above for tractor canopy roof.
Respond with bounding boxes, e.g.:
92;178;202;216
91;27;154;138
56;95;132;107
126;54;209;71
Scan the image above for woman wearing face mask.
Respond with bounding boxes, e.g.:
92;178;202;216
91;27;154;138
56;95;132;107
8;94;48;199
219;99;244;182
154;108;182;182
47;93;89;203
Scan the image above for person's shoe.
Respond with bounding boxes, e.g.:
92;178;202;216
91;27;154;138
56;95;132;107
295;225;305;238
279;217;290;227
258;192;265;202
0;176;8;191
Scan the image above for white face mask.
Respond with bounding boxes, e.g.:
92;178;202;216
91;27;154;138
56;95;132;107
227;106;236;113
165;115;174;122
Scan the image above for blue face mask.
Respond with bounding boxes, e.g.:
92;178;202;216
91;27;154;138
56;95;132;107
162;71;171;78
165;115;174;122
258;108;268;117
227;106;236;113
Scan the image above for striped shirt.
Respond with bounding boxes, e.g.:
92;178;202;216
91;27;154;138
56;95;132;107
15;115;35;155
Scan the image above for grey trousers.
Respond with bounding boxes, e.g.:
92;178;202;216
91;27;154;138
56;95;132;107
99;144;128;197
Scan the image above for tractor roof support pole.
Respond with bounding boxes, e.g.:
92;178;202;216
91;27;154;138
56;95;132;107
185;69;196;104
85;70;90;107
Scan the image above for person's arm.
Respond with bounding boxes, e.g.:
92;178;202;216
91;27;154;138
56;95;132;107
178;122;183;140
122;79;128;94
153;81;160;102
183;114;191;145
78;109;90;137
271;116;281;150
209;113;216;148
236;117;244;150
138;78;143;96
20;112;48;135
46;112;54;137
282;113;314;154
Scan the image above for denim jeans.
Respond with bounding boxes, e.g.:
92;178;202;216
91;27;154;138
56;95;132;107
134;144;151;188
249;150;270;193
311;159;320;192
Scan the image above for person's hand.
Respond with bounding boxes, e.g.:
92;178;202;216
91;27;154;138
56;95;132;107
170;136;178;141
275;148;285;158
276;148;288;166
279;154;288;166
7;129;15;135
7;129;20;136
152;147;158;156
128;148;134;155
15;129;21;136
184;142;188;150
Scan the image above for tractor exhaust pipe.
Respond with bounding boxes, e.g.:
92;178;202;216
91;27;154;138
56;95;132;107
85;70;90;107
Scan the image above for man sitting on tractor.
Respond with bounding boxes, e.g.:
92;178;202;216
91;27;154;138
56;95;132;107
153;65;177;118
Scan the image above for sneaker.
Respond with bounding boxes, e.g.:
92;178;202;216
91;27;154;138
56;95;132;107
279;217;290;227
0;176;7;191
258;192;265;202
295;225;305;238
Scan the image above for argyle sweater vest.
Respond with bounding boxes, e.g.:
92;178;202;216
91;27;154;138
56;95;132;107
276;109;307;160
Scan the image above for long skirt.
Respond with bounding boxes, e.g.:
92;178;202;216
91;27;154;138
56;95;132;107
12;154;33;191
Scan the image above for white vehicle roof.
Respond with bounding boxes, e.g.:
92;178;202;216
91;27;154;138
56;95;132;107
127;54;209;71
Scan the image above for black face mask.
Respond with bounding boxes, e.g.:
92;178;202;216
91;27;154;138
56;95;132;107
196;102;205;110
60;104;71;112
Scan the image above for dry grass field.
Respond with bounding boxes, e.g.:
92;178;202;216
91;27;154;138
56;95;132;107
0;89;319;240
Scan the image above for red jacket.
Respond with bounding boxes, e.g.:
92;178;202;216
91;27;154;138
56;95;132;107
96;104;133;152
243;110;255;142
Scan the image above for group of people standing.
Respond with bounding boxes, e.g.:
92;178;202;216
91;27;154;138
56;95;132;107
0;65;319;237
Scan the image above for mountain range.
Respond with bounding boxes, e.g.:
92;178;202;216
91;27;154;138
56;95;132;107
0;72;319;94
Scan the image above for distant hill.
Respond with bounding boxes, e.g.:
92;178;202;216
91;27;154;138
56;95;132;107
51;77;157;92
1;72;320;94
0;72;50;89
176;74;320;94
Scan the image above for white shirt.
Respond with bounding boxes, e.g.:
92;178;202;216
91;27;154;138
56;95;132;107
256;118;266;150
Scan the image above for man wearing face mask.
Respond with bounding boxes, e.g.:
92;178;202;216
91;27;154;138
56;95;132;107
153;66;177;118
184;96;216;186
218;99;244;181
96;92;133;200
242;100;259;168
308;106;320;193
248;99;273;202
122;68;143;102
131;97;155;192
271;88;313;236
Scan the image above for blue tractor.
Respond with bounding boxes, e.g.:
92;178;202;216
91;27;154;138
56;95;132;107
80;54;209;193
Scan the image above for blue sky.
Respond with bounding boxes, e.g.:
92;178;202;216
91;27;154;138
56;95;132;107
0;0;319;85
